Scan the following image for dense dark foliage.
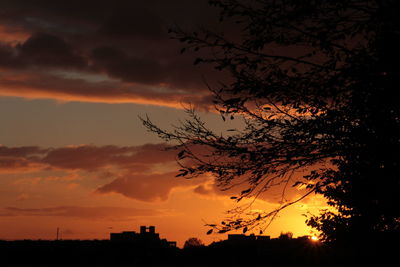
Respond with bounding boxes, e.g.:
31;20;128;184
183;237;205;248
142;0;400;242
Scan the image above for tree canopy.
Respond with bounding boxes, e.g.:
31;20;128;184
142;0;400;242
183;237;205;248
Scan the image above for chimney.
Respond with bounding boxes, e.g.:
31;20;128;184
149;226;155;234
140;226;146;234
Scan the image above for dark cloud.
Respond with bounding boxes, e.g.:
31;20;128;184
90;46;165;84
41;145;137;170
0;145;46;157
0;144;176;172
16;33;86;68
0;146;47;172
0;0;218;31
0;144;308;203
193;183;218;196
98;8;167;40
0;43;20;68
0;0;224;108
0;70;213;109
96;172;202;202
0;144;202;202
41;144;176;171
0;157;35;171
0;33;86;70
0;157;37;171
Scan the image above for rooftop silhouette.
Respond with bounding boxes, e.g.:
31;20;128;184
0;230;396;266
110;225;176;247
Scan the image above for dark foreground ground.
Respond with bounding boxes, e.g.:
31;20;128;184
0;237;397;267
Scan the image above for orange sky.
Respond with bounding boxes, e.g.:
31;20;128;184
0;115;327;246
0;0;328;247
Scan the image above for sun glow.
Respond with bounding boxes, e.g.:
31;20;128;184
310;236;319;242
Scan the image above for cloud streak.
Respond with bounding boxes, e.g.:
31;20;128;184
96;171;204;202
0;144;175;172
0;206;160;220
0;69;214;109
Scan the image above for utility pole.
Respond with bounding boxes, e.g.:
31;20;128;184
56;227;59;241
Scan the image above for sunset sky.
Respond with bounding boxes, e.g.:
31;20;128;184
0;0;326;246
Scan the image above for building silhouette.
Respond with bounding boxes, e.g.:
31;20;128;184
110;226;176;247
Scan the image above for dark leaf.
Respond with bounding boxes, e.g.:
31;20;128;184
194;58;203;65
177;150;185;159
240;188;251;195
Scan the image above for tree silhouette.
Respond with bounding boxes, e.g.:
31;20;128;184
183;237;205;249
278;232;293;240
142;0;400;242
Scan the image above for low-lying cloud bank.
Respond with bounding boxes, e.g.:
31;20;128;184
0;144;207;202
1;143;310;205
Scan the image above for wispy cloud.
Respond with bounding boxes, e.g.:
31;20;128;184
0;206;161;220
